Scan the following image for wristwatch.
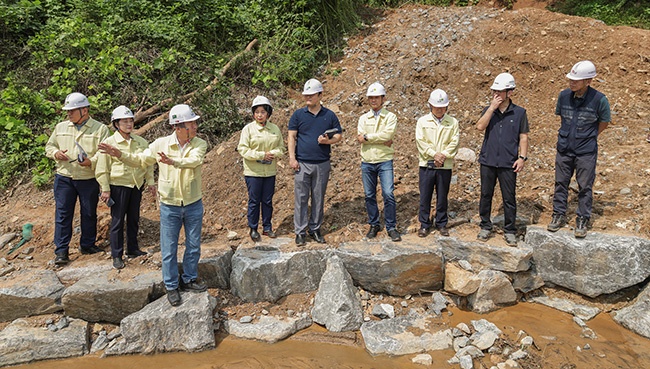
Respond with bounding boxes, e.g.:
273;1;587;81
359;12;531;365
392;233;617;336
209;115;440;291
518;155;528;161
363;134;368;142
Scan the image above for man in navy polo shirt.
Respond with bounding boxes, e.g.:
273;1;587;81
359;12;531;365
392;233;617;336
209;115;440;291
288;78;343;246
547;60;611;238
476;73;529;247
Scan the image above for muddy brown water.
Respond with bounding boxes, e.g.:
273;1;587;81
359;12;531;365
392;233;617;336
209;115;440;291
12;303;649;369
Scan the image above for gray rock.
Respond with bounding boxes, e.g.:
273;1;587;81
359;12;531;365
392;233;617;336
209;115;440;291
107;327;121;340
612;284;650;338
471;319;503;336
224;313;312;343
459;354;474;369
56;264;113;284
429;292;449;315
468;270;517;313
412;353;433;366
0;318;88;367
0;266;15;277
453;336;470;352
510;349;528;360
62;271;163;324
372;303;395;319
230;246;327;302
0;233;16;249
55;316;69;330
457;322;471;335
311;255;363;332
526;226;650;297
458;260;474;271
455;148;476;162
239;316;253;323
336;240;444;296
521;336;534;346
530;295;600;321
492;214;531;229
105;292;216;355
510;270;545;293
0;269;64;322
445;262;480;296
90;331;109;353
439;238;532;272
470;330;499;350
456;345;484;358
194;250;233;289
361;314;453;355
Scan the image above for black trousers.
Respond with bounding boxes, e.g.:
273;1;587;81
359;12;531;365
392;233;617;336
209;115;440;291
418;167;452;229
109;184;143;258
552;151;597;220
479;164;517;234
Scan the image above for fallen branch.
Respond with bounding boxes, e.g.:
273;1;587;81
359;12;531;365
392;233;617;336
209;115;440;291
135;39;259;136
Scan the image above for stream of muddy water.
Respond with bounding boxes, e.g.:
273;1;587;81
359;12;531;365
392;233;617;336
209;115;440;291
12;303;650;369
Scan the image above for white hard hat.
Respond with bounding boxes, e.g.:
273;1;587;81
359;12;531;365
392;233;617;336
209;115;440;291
366;82;386;96
62;92;90;110
111;105;135;122
491;73;516;91
566;60;597;80
428;89;449;107
169;104;200;125
302;78;323;95
251;95;272;109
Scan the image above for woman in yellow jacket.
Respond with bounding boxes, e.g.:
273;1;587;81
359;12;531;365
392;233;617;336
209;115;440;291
96;106;154;269
237;96;285;241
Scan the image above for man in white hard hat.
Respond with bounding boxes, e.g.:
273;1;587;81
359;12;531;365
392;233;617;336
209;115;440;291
415;88;460;238
547;60;611;238
96;105;155;270
99;104;207;306
288;78;342;246
476;73;529;246
357;82;400;242
45;92;111;266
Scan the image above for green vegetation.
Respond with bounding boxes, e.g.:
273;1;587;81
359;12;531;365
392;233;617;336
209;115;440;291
549;0;650;29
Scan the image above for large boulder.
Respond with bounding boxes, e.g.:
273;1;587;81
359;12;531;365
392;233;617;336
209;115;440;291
529;295;600;321
336;240;444;296
311;255;363;332
56;264;113;284
190;249;233;289
230;246;327;302
526;226;650;297
0;318;88;367
224;313;312;343
106;291;216;355
361;312;453;355
438;238;532;272
612;284;650;339
0;269;64;321
467;270;517;314
62;271;164;324
444;262;481;296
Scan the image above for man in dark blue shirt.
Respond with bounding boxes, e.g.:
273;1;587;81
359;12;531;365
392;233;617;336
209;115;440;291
288;78;342;245
547;60;611;238
476;73;530;247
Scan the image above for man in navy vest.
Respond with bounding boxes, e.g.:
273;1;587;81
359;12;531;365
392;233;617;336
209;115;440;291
547;60;611;238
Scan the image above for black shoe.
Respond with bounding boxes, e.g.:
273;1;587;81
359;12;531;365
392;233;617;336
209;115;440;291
79;245;103;255
308;229;326;244
437;227;450;237
126;249;147;258
295;234;306;246
54;253;70;266
262;229;277;238
547;213;567;232
388;228;402;242
112;257;125;269
366;225;380;239
575;216;589;238
180;279;207;292
418;227;430;238
167;288;181;306
250;228;261;242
